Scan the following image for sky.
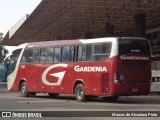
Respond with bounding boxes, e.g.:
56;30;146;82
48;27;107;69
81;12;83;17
0;0;42;36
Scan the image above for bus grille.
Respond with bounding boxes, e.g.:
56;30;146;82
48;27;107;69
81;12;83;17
101;73;109;93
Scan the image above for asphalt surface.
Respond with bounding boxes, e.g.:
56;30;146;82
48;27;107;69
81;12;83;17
0;82;160;120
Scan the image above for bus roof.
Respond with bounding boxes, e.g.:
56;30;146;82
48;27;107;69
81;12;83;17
25;37;147;48
27;40;80;48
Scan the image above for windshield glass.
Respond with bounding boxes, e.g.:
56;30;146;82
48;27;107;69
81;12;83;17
8;49;22;75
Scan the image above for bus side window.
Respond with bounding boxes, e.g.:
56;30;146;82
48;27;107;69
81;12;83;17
102;43;111;54
93;43;111;61
54;47;61;63
78;45;87;61
46;47;54;63
62;46;70;62
70;46;75;62
33;49;40;63
86;45;92;61
40;48;46;63
75;46;78;62
28;49;33;63
21;50;28;64
94;44;101;54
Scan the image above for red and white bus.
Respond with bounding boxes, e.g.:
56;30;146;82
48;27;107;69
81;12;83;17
7;37;151;101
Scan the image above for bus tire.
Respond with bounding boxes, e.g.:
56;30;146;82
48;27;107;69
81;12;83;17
20;82;29;97
75;84;85;101
102;96;119;102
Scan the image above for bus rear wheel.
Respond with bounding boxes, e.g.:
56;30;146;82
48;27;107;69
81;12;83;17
75;84;85;101
20;82;29;97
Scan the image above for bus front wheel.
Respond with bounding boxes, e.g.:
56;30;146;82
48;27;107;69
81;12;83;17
20;82;29;97
75;84;85;101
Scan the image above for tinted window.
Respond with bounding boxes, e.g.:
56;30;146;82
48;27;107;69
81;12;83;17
12;49;22;60
119;39;150;55
21;50;28;64
78;45;87;61
40;48;46;63
93;43;111;61
94;44;101;54
70;46;76;62
33;49;40;63
54;47;61;62
62;47;70;62
46;47;54;63
102;43;110;53
28;49;33;63
8;49;22;74
86;45;92;61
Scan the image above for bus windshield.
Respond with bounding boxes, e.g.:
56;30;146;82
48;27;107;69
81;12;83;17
8;49;22;75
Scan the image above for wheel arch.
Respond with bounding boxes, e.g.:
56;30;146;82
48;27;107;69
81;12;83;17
18;79;26;91
73;79;84;94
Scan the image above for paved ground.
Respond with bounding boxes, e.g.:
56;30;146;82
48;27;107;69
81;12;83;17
0;82;160;120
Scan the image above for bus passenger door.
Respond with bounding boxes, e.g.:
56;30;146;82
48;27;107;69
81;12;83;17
20;49;38;92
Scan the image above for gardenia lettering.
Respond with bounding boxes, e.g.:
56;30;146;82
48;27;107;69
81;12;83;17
74;65;107;72
120;56;149;61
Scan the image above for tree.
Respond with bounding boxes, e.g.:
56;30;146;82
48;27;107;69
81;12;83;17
0;32;3;41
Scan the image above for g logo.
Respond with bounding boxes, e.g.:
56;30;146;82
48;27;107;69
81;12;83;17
42;64;68;86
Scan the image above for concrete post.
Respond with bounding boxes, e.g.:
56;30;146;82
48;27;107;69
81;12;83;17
135;13;146;37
